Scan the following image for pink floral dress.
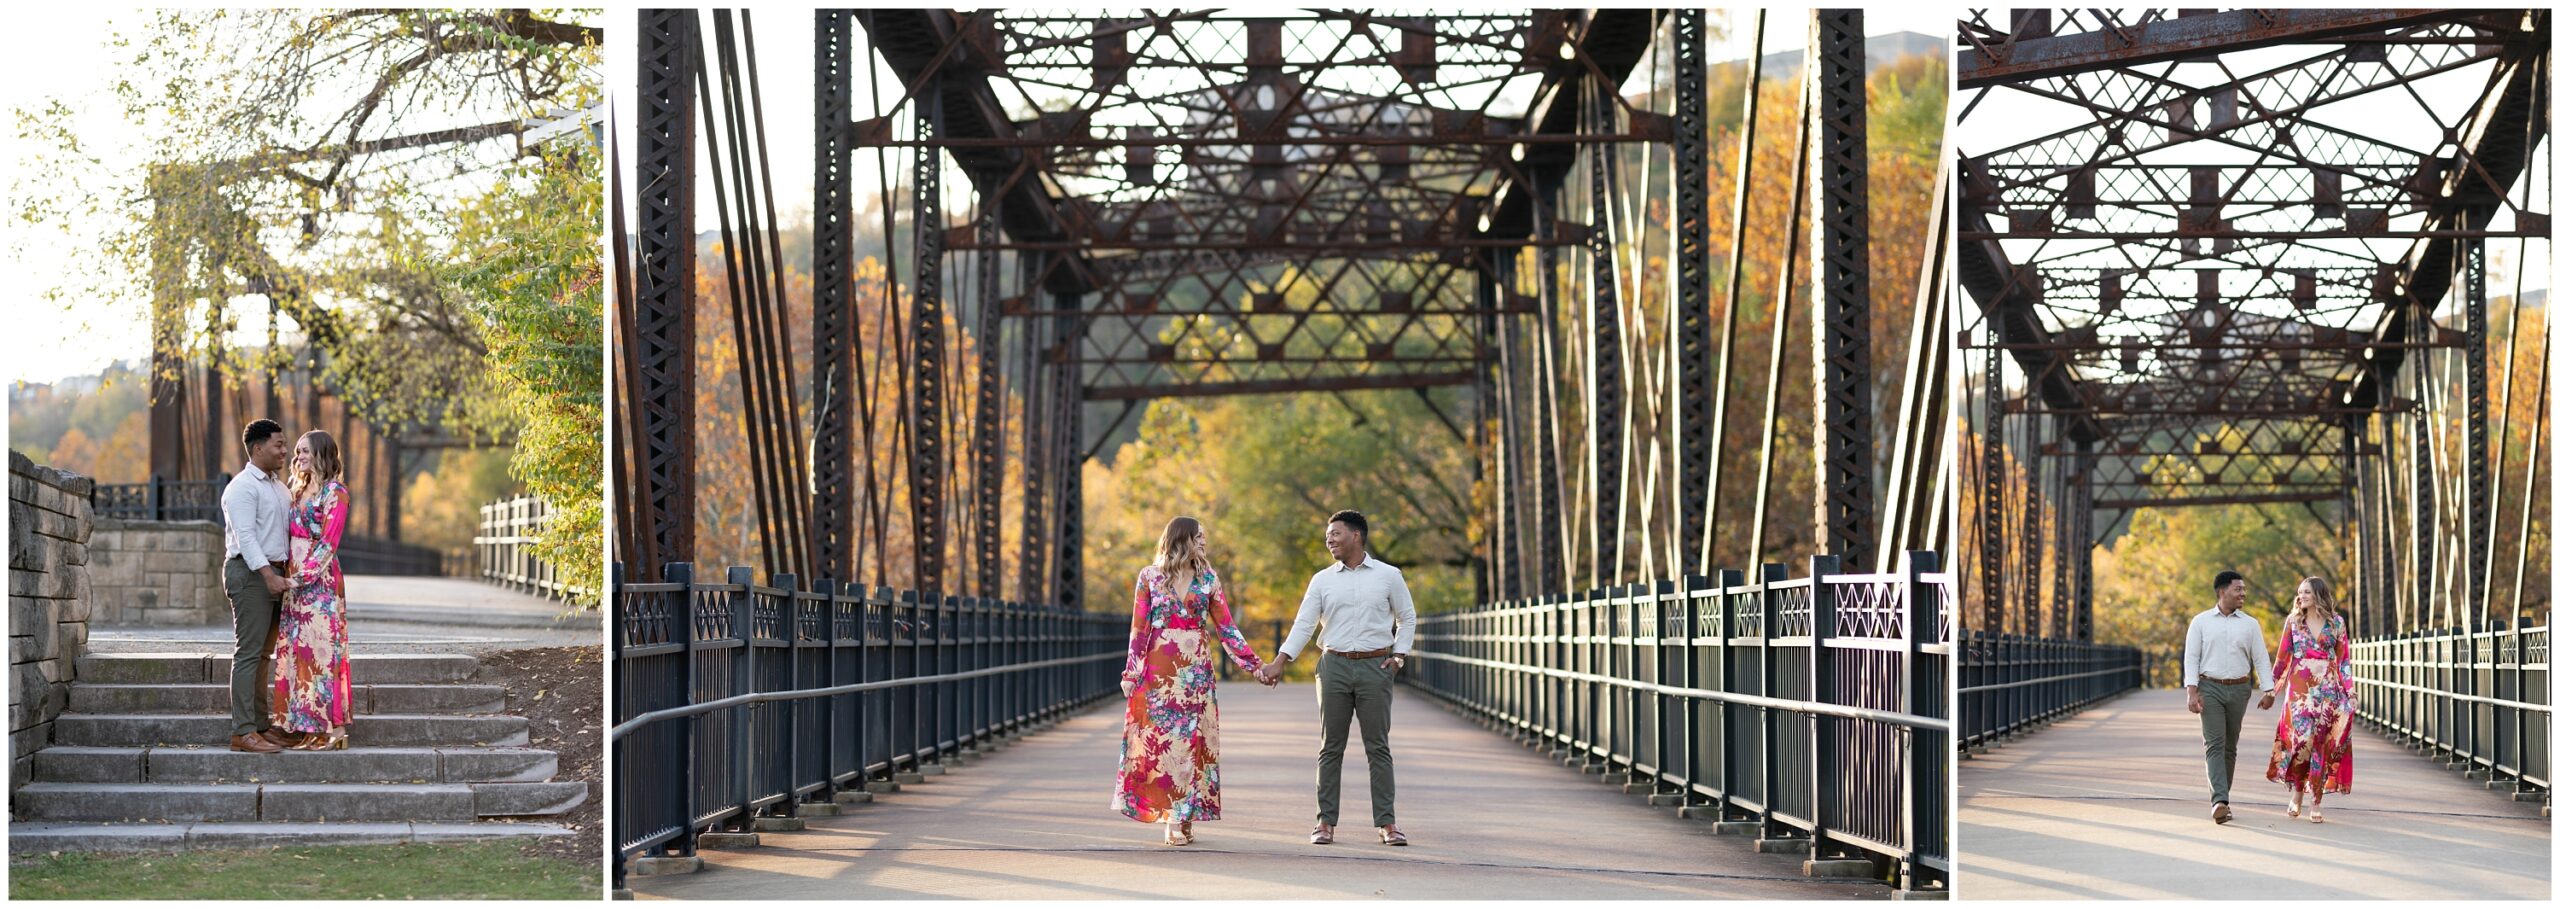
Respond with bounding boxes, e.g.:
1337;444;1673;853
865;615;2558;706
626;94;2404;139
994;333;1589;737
2265;613;2354;794
1114;565;1265;824
271;480;351;733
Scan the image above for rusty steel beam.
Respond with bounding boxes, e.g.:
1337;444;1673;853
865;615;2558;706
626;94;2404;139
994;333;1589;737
634;8;699;573
1958;8;2477;87
1810;9;1876;571
2095;491;2351;510
1080;370;1477;402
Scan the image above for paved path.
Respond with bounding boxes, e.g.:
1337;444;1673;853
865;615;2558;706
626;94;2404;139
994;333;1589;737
345;574;595;630
89;575;599;654
628;683;1891;900
1959;688;2550;900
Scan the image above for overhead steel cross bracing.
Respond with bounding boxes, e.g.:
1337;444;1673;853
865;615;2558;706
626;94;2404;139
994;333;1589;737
853;10;1661;402
1957;8;2551;640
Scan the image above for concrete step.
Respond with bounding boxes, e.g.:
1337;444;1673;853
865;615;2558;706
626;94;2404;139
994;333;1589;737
31;745;557;784
77;653;480;685
12;781;588;823
8;820;576;854
71;683;508;715
51;714;528;748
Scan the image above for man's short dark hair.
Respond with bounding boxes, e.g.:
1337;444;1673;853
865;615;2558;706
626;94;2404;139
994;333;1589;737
1328;509;1368;540
2213;569;2245;593
242;419;284;450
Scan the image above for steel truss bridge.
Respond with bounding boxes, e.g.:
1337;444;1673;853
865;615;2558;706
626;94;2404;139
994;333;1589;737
1954;9;2550;797
611;8;1957;897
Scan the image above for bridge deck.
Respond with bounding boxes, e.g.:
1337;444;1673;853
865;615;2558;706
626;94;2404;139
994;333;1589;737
627;682;1891;900
1959;688;2549;899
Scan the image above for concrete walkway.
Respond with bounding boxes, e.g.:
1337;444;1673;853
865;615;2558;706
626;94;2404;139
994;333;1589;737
1959;688;2550;900
345;574;594;630
627;682;1893;900
87;575;600;654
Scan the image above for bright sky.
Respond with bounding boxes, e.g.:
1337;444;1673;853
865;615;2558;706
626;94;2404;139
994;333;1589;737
0;8;154;386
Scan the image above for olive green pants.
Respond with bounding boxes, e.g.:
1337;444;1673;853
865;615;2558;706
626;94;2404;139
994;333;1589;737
223;557;279;737
1314;654;1396;827
2198;679;2252;805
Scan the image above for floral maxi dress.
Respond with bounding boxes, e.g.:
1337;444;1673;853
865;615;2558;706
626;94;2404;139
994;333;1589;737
2265;614;2355;794
1114;565;1266;824
271;480;352;734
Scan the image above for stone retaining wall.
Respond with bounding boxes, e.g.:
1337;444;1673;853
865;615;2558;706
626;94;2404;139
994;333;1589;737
9;451;93;793
88;519;227;626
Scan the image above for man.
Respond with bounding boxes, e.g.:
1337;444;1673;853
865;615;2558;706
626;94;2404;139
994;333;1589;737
2183;569;2276;824
220;418;296;753
1255;510;1417;847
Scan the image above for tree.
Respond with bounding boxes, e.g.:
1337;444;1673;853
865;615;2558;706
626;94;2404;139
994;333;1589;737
15;9;601;448
442;147;602;606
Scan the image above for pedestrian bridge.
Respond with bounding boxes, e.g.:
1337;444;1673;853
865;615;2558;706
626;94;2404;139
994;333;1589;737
621;684;1889;900
610;558;1953;899
1961;689;2548;900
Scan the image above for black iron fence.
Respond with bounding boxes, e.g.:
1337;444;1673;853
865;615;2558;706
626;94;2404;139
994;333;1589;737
1406;552;1951;893
1957;633;2143;752
477;495;581;600
92;474;452;575
609;563;1124;888
93;474;228;523
2356;623;2549;791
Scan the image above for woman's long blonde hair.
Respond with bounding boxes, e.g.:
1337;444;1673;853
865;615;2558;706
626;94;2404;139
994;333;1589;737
1153;516;1213;598
2287;575;2342;633
288;430;344;505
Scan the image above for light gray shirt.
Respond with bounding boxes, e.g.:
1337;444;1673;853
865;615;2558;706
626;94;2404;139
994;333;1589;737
2183;605;2275;692
1280;553;1417;659
220;461;291;572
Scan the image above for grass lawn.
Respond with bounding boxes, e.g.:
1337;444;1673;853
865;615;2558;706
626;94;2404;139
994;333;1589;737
10;841;597;900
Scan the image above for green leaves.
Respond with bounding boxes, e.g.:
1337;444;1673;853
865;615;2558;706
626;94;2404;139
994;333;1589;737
440;148;603;608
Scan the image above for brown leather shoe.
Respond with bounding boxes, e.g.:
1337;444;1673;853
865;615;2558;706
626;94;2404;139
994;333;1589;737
258;729;304;748
230;733;282;753
2211;802;2232;825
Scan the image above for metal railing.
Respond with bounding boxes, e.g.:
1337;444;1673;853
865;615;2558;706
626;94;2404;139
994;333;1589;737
1406;552;1951;893
2356;623;2549;791
609;562;1124;889
93;474;228;523
93;473;451;575
1957;633;2143;751
477;495;583;600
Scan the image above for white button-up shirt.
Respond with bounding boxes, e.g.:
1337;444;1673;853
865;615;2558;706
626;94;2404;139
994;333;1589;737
1280;553;1417;659
2183;605;2275;692
220;461;291;572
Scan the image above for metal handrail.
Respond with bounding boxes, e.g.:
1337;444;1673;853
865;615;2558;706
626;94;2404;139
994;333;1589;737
609;649;1121;742
1957;663;2143;694
1413;649;1950;731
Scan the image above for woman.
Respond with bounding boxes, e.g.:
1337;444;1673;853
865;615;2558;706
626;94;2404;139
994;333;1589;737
1113;516;1275;845
270;430;352;751
2265;575;2354;822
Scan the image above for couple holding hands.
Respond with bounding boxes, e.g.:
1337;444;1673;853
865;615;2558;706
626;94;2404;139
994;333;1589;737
1112;510;1415;848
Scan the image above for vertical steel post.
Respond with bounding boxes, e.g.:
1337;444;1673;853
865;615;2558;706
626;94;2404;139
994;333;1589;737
909;86;949;597
972;196;1006;599
636;10;700;574
1585;80;1626;586
1809;10;1875;572
812;11;855;584
1672;9;1711;579
2073;438;2096;641
1056;300;1086;611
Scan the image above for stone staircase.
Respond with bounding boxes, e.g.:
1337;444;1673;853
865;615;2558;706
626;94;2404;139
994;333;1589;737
10;651;583;852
